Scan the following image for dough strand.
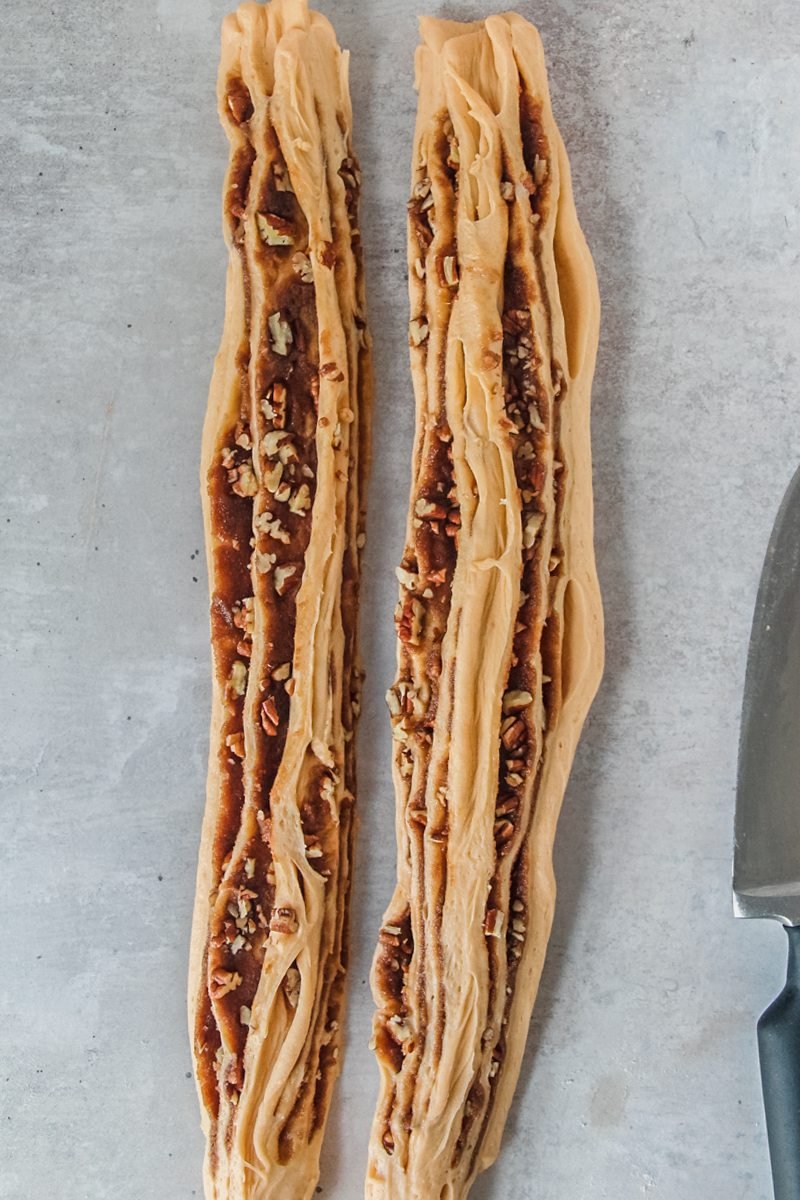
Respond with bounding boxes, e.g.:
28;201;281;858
367;15;603;1198
189;4;371;1197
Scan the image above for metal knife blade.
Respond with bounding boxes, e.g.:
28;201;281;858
735;463;800;925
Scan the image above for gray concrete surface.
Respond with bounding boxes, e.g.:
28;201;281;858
1;1;799;1197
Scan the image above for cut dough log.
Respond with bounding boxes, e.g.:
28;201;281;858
189;4;371;1197
367;14;603;1199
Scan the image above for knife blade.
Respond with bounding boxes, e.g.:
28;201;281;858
735;461;800;924
735;462;800;1200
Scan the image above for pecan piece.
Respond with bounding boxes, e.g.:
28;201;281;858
261;694;279;736
270;907;299;935
210;969;243;1000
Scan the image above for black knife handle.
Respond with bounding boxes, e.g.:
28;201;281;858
758;924;800;1199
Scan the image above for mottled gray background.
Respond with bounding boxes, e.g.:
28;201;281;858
1;0;798;1197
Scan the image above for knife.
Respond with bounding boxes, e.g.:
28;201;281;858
735;462;800;1199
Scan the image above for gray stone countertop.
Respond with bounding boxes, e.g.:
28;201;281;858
2;1;799;1197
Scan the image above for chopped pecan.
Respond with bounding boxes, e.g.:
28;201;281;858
230;463;258;498
283;966;301;1008
226;79;253;125
289;484;311;515
409;319;429;346
262;380;287;429
397;596;424;645
270;907;299;935
484;909;505;938
441;255;459;287
268;312;293;356
229;661;248;697
523;512;544;549
503;309;529;336
225;731;245;759
530;460;546;495
274;564;298;596
415;497;447;520
494;818;515;845
256;212;293;246
226;1056;244;1089
261;694;279;736
501;718;526;750
292;252;314;283
210;968;243;999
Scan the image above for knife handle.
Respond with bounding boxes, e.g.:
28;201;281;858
758;923;800;1199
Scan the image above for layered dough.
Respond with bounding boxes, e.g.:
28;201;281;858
368;14;602;1198
189;4;371;1197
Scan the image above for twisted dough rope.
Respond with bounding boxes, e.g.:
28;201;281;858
189;3;371;1197
368;14;603;1199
